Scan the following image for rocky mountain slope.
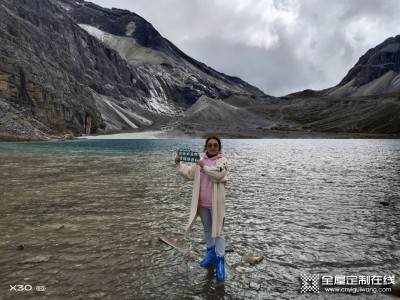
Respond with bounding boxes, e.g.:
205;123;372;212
181;33;400;136
0;0;265;140
279;35;400;136
0;0;399;140
326;35;400;97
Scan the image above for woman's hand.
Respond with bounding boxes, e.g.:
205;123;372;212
196;160;205;168
175;156;181;165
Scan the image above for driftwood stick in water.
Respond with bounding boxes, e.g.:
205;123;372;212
158;235;202;261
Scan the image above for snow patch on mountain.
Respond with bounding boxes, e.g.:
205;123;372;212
125;21;136;36
78;24;170;65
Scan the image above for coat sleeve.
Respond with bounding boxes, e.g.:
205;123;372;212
176;163;197;181
202;157;228;183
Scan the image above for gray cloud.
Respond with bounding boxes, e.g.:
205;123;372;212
89;0;400;96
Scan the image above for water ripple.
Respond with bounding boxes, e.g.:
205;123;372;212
0;139;399;299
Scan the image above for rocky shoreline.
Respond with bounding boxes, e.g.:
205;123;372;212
179;129;400;139
2;130;395;142
1;127;399;142
0;134;76;142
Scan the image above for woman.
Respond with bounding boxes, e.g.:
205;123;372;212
174;136;228;281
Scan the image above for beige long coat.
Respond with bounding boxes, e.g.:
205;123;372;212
177;156;228;237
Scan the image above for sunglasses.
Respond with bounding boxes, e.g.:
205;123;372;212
207;143;219;148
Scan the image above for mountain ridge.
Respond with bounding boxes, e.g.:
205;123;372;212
324;35;400;97
0;0;267;140
0;0;399;140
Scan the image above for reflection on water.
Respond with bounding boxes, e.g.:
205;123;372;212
0;139;399;299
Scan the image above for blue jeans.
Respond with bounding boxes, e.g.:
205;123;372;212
198;207;225;257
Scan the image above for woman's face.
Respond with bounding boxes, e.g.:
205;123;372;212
206;139;220;156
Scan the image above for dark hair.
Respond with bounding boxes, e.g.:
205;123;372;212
203;135;222;152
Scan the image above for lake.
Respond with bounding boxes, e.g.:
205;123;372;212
0;139;399;299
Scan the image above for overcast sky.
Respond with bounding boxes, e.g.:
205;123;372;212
89;0;400;96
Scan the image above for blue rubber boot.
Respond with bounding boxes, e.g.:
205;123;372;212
216;256;225;281
200;246;217;267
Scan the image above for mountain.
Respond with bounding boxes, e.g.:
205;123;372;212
281;36;400;135
0;0;399;140
0;0;266;140
326;35;400;97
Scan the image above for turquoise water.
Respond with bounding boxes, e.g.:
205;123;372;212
0;139;196;156
0;139;399;299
